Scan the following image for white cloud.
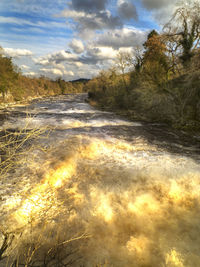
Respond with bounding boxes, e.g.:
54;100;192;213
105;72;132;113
0;0;68;17
74;62;83;67
20;64;30;69
34;50;78;65
95;27;147;49
0;15;67;29
32;50;84;79
40;68;63;76
64;70;74;76
40;67;74;78
69;39;84;54
90;46;118;59
0;16;35;26
3;48;33;58
80;45;118;65
60;9;87;19
24;71;38;77
54;63;66;70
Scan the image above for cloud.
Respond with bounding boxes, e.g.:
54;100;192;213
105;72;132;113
33;50;84;79
40;67;74;78
34;50;78;65
1;0;67;17
20;64;30;70
40;68;62;76
33;27;146;76
69;63;100;78
80;45;118;65
59;0;123;36
61;9;122;33
2;48;33;58
0;15;66;28
95;28;147;49
0;16;34;26
32;50;80;79
24;71;38;77
70;0;108;12
74;61;83;67
153;4;177;24
141;0;174;10
118;0;138;20
141;0;177;24
69;39;84;54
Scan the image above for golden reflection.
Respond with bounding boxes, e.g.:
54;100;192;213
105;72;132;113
4;136;200;266
17;195;42;218
126;235;150;255
79;138;142;160
128;194;160;215
96;196;113;222
44;159;76;188
165;249;184;267
67;182;84;205
13;158;77;225
79;140;111;159
169;180;183;202
90;189;113;222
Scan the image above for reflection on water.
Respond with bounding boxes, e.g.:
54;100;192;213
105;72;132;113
0;94;200;266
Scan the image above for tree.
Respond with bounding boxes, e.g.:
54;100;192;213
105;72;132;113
143;30;168;65
142;30;170;87
0;48;18;99
115;51;132;92
164;0;200;66
132;46;143;73
56;77;66;94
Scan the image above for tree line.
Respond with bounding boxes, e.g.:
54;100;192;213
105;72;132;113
0;48;87;104
86;0;200;131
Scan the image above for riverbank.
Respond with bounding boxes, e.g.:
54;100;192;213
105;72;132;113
85;47;200;135
88;98;200;137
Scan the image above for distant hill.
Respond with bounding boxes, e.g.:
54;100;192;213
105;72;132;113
70;78;90;83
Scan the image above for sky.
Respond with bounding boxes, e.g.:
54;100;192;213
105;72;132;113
0;0;178;81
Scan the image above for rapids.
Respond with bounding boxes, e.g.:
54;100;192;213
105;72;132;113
0;94;200;267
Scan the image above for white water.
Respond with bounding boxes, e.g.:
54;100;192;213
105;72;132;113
0;94;200;267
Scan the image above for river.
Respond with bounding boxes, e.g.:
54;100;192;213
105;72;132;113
0;94;200;267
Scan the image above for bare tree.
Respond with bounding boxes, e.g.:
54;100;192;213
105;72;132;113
163;0;200;66
115;51;132;92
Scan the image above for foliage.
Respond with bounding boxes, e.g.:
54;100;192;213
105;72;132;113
0;59;87;104
0;49;19;98
142;30;170;87
56;77;66;94
87;1;200;131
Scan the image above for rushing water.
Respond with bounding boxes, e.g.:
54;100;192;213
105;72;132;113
0;94;200;267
